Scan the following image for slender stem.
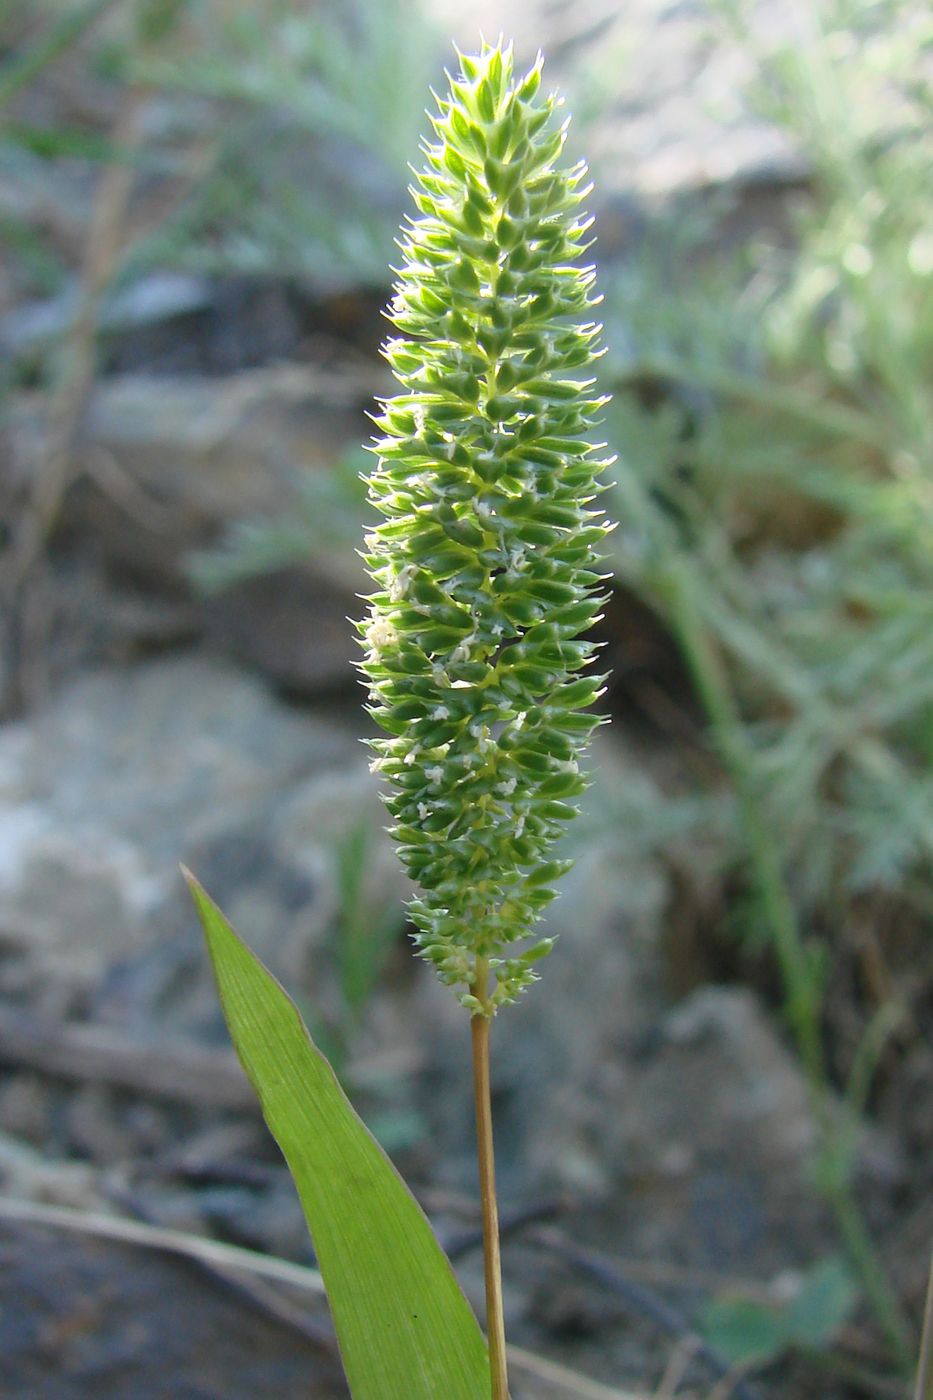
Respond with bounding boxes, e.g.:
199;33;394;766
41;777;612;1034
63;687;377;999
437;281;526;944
916;1247;933;1400
661;567;824;1083
470;958;509;1399
825;1175;913;1370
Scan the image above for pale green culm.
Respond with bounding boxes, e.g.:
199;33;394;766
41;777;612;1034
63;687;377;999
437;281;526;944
359;40;614;1013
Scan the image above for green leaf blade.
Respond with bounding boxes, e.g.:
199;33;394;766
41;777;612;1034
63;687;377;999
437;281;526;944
185;871;489;1400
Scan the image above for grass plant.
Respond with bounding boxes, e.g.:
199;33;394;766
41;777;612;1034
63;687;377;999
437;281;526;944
0;0;436;321
190;41;612;1399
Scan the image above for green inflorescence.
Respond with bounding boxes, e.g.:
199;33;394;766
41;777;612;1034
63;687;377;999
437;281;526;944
358;40;614;1014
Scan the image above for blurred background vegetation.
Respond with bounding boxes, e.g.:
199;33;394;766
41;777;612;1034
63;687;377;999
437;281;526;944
0;1;930;1397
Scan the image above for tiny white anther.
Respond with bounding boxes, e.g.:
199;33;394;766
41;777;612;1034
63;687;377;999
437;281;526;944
388;563;417;602
365;617;399;654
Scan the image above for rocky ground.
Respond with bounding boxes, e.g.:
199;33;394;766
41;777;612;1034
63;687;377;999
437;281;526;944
1;2;929;1398
1;655;879;1399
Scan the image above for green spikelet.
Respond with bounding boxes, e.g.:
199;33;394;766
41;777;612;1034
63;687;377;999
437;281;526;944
358;40;614;1014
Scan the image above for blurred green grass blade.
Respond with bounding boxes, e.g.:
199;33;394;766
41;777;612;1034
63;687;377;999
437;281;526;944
185;871;488;1400
3;120;120;162
0;0;118;109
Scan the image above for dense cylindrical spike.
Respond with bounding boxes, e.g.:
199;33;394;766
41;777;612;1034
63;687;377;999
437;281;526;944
359;41;614;1014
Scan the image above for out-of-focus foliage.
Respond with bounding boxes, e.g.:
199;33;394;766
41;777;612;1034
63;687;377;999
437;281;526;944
120;0;437;286
0;0;436;301
607;0;933;941
700;1257;859;1367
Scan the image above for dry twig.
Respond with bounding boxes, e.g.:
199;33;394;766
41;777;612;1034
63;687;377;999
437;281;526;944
0;1009;256;1109
2;80;148;709
916;1247;933;1400
0;1195;650;1399
527;1227;764;1400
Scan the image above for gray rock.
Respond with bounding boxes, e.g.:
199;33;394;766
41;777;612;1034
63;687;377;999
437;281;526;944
7;366;370;693
201;567;361;694
0;655;392;1017
0;273;213;365
616;984;817;1177
7;366;365;586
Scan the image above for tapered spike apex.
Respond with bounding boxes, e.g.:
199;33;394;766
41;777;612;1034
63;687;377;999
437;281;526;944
359;46;614;1014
